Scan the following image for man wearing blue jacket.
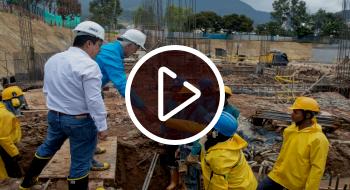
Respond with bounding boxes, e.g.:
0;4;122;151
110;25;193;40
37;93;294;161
94;29;154;169
96;29;147;109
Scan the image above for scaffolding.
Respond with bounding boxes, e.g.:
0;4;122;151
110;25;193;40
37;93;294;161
18;0;35;81
256;34;270;74
133;0;212;54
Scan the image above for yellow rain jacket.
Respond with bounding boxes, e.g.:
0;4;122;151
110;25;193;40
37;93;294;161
201;134;257;190
268;122;329;190
0;102;21;179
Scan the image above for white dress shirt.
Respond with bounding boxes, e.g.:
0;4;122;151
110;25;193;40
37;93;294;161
43;47;107;132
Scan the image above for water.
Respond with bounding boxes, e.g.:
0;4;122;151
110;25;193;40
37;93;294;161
311;44;339;64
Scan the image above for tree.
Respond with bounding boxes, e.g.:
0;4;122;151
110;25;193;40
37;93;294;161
239;15;254;32
271;0;312;37
290;0;312;37
90;0;122;29
271;0;290;26
223;13;253;33
256;21;283;36
165;5;193;32
312;9;345;37
133;6;156;29
191;11;222;33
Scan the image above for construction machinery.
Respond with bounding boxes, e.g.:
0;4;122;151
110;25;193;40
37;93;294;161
259;50;289;67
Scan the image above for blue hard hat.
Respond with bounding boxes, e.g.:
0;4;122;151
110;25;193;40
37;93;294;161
213;111;238;137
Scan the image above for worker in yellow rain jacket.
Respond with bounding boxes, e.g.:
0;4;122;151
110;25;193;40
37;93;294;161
258;96;329;190
0;93;22;180
201;111;257;190
2;77;28;116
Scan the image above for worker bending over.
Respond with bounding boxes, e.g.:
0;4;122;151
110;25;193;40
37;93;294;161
93;29;154;170
95;29;150;114
0;94;22;181
258;97;329;190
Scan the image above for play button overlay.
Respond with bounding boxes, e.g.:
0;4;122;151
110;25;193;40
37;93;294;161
158;67;201;122
125;45;224;145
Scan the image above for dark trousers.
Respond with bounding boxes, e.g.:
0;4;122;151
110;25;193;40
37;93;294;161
257;177;285;190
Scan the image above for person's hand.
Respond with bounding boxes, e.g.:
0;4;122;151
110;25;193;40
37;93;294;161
98;130;108;141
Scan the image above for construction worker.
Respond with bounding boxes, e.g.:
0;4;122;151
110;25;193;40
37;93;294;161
162;85;188;190
258;97;329;190
2;76;28;116
19;21;107;190
95;28;148;112
0;93;23;181
223;86;240;119
93;29;155;170
201;111;257;190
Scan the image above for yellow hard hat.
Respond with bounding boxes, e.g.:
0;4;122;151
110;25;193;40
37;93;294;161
224;86;233;96
1;86;23;100
289;97;320;112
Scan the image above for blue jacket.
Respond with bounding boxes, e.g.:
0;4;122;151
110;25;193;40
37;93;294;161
95;41;144;109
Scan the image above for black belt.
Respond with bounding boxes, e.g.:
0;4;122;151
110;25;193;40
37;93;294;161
49;110;90;119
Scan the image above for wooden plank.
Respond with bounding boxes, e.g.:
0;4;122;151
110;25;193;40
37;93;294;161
39;136;117;181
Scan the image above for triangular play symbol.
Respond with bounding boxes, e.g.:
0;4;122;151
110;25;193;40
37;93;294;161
158;67;201;122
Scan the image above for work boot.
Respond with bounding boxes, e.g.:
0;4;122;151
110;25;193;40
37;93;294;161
18;184;42;190
94;146;106;155
19;154;51;189
91;159;110;171
68;174;89;190
166;167;179;190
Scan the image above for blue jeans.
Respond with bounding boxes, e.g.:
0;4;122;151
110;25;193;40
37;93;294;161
257;176;284;190
36;111;98;179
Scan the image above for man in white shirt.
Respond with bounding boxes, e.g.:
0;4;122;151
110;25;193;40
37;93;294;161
19;21;107;190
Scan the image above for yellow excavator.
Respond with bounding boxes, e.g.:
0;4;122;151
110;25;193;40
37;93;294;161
259;50;289;67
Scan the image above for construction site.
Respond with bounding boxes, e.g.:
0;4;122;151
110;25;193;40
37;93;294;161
0;0;350;189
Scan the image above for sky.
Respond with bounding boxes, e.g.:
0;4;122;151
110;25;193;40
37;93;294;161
241;0;343;13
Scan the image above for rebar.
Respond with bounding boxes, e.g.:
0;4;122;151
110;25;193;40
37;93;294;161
336;0;350;85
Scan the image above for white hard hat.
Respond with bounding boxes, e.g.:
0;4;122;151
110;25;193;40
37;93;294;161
120;29;146;50
73;21;105;41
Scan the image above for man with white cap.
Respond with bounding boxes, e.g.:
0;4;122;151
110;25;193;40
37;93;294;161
95;29;154;117
92;29;154;171
19;21;107;190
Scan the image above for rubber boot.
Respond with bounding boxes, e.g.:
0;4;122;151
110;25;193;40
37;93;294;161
68;174;89;190
19;154;51;189
91;159;110;171
94;146;106;155
166;167;179;190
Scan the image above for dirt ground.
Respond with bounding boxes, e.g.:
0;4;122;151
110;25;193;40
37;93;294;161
0;12;72;54
0;59;346;189
14;83;350;189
